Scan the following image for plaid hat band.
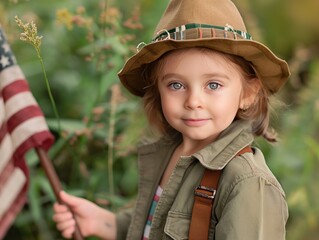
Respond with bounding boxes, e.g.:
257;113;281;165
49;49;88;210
152;23;252;43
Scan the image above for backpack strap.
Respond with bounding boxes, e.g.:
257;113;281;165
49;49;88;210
188;146;253;240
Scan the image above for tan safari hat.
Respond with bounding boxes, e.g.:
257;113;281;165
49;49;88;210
118;0;290;97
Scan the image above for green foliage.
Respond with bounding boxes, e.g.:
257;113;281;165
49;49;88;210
266;58;319;240
1;0;319;239
3;0;149;238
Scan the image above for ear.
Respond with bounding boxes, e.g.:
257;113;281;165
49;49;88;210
239;78;261;110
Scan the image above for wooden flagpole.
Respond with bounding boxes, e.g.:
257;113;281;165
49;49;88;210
35;148;84;240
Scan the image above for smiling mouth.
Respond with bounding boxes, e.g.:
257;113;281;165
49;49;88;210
182;118;211;127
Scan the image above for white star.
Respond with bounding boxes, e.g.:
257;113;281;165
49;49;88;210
0;55;10;68
2;43;11;53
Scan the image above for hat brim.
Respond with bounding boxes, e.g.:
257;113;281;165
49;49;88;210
118;38;290;97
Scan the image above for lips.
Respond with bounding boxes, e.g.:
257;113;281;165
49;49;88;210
182;118;211;127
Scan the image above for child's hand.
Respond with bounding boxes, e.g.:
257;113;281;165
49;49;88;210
52;191;96;238
52;191;116;239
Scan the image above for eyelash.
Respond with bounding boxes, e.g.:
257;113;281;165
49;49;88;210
207;82;221;90
168;82;184;90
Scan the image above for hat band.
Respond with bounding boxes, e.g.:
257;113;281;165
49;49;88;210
152;23;252;42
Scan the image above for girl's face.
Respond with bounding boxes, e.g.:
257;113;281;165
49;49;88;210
157;48;248;149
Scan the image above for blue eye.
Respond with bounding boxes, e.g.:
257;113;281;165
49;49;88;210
208;82;220;90
168;82;183;90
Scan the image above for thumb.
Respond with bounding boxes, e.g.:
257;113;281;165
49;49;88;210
59;190;82;208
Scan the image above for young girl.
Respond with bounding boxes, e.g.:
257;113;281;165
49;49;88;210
53;0;290;239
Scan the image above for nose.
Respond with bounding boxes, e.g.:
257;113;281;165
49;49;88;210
184;90;203;110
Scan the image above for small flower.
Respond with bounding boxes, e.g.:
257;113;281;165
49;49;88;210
123;8;143;30
15;16;43;51
100;7;121;25
56;8;74;29
72;15;93;28
76;6;86;15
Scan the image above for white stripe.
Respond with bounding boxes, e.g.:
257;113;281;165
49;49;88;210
0;134;13;173
156;185;163;195
5;91;37;120
0;168;26;218
11;116;49;151
0;65;25;89
143;225;151;238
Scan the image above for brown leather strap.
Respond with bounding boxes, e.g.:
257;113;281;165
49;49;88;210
189;146;253;240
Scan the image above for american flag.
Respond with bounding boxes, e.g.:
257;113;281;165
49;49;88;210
0;27;54;238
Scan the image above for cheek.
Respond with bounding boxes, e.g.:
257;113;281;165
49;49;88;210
221;87;242;106
160;96;174;117
231;83;245;108
159;93;181;126
213;90;243;119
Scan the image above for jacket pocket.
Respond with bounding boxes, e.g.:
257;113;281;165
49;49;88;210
164;211;191;240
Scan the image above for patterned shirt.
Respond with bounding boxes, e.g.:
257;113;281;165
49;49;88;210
142;186;163;240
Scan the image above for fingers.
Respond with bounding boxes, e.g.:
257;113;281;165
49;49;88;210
61;227;75;239
56;218;76;239
53;191;88;237
53;202;68;213
53;203;72;219
59;191;81;208
53;202;76;238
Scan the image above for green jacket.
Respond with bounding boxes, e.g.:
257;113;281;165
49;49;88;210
116;120;288;239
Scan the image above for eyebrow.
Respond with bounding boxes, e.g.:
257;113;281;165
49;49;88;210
160;72;231;81
160;73;183;81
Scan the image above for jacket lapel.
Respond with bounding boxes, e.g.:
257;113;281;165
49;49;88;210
194;120;254;170
126;138;179;239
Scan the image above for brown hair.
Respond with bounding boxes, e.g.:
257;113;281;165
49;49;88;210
142;48;277;142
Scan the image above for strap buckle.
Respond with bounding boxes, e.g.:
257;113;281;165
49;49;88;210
194;185;216;200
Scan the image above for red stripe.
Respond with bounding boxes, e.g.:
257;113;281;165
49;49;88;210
13;131;54;160
6;106;44;133
154;195;160;201
1;79;29;101
199;28;203;39
0;122;7;143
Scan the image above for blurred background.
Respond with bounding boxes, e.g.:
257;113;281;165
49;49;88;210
1;0;319;239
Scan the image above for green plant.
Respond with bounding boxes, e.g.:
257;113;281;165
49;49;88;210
266;57;319;240
4;1;147;238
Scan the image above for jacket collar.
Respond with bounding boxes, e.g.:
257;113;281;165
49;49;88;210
138;120;254;170
193;120;254;170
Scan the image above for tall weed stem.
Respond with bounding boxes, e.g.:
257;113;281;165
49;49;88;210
15;16;61;133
